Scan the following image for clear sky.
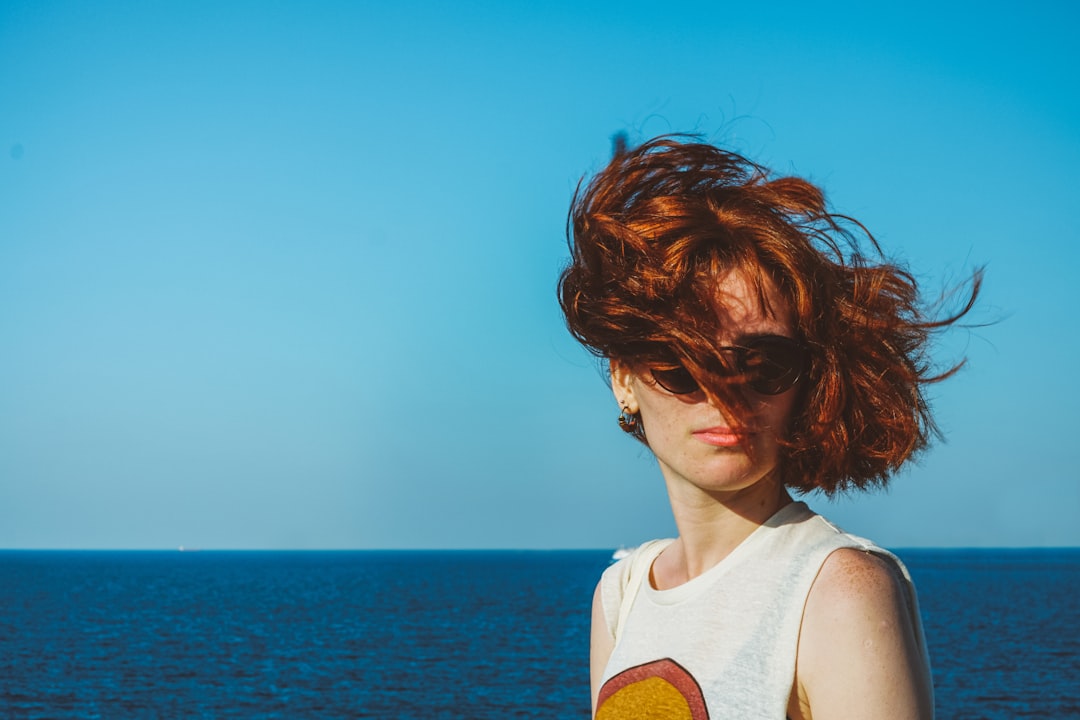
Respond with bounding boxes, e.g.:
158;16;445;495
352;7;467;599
2;0;1077;549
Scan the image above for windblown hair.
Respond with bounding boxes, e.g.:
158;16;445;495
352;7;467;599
559;135;981;494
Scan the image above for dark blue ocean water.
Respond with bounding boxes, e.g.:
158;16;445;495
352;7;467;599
1;549;1076;719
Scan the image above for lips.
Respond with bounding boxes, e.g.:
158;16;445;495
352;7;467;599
692;426;748;448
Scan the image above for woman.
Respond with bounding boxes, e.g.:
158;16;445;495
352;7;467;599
559;136;979;720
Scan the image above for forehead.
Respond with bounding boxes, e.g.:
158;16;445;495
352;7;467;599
710;269;795;338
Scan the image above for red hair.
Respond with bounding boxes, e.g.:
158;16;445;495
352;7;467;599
559;136;981;494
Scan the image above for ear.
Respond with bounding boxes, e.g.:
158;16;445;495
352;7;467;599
610;360;640;413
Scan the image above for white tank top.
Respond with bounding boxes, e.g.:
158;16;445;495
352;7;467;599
596;502;930;719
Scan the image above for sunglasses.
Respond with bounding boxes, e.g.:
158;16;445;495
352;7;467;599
650;335;810;396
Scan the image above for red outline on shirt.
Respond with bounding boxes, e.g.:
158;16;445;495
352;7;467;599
596;657;709;719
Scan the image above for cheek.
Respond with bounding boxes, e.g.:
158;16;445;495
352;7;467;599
635;399;667;437
635;393;687;438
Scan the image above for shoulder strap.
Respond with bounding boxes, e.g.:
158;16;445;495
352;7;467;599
613;539;671;644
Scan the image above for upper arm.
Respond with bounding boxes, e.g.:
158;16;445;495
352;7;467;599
793;549;933;720
590;579;615;715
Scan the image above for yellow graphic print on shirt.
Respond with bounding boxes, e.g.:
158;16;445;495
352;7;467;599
596;658;709;720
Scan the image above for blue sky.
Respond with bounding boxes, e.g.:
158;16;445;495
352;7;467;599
1;0;1077;549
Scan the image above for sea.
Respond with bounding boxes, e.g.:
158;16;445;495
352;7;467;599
1;548;1076;719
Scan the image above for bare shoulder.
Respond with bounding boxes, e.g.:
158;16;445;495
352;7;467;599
792;548;932;720
810;547;908;614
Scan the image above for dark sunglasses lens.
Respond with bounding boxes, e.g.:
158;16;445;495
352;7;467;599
651;366;700;394
740;337;808;395
650;338;808;396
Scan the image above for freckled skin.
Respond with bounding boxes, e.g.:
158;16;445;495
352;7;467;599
787;549;933;720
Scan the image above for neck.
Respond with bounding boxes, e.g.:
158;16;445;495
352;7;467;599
655;473;792;587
